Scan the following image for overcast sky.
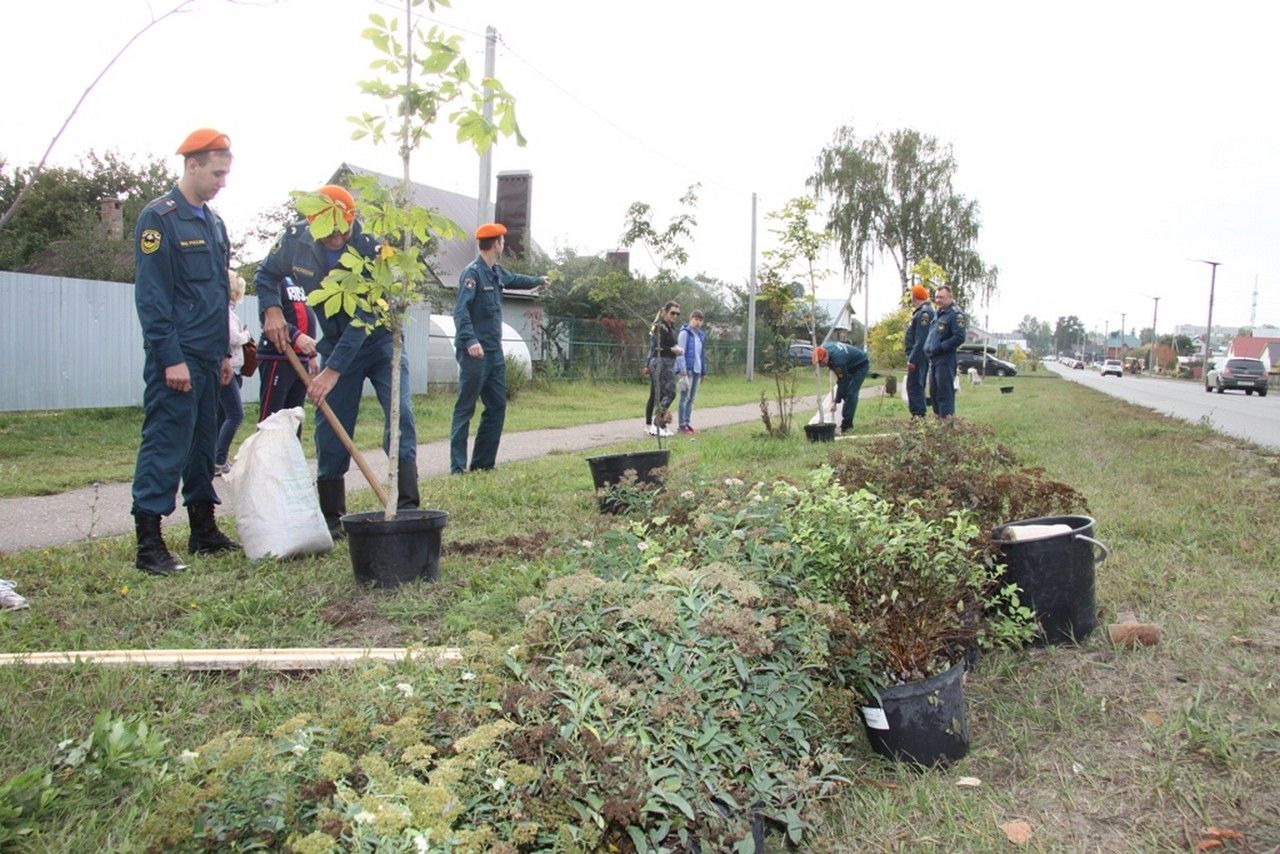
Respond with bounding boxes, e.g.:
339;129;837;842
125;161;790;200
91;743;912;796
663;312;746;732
3;0;1277;336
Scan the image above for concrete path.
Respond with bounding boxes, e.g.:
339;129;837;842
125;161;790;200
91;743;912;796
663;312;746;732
0;391;857;553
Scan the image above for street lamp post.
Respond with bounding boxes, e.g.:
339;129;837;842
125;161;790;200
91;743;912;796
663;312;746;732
1148;296;1161;374
1195;260;1221;377
1119;312;1127;364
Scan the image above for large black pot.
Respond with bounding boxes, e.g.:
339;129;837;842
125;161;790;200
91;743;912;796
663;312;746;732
585;449;670;513
990;514;1110;645
342;509;448;588
804;422;837;443
861;662;969;767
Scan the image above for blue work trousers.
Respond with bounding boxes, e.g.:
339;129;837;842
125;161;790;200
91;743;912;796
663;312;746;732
906;360;929;417
677;373;701;428
930;354;958;417
835;362;870;430
450;348;507;473
316;344;416;481
131;351;221;516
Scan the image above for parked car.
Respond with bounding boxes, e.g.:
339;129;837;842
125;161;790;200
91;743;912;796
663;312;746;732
1205;357;1269;396
787;342;815;366
1101;359;1123;377
956;349;1018;377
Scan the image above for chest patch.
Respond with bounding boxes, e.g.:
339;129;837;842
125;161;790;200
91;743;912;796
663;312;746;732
179;239;206;249
139;229;161;255
292;265;316;279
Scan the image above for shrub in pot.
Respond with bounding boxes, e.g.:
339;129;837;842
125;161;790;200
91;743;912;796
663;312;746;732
782;469;1036;765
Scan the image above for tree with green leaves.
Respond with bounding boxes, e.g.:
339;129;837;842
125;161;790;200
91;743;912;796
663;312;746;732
809;126;989;306
764;196;831;421
1054;315;1087;354
0;151;174;280
1017;315;1054;354
300;0;524;520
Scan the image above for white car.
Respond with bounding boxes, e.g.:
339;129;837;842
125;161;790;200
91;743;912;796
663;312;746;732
1101;359;1123;377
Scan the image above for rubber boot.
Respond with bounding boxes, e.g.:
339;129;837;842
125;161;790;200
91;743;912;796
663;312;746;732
134;513;187;576
317;479;347;540
397;459;420;510
186;502;240;555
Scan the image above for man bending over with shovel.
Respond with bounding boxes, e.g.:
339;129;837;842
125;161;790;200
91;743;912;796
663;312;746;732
814;342;871;434
255;185;420;538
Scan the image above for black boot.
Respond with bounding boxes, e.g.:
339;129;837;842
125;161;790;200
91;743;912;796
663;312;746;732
186;502;240;555
317;479;347;540
397;460;420;510
134;513;187;576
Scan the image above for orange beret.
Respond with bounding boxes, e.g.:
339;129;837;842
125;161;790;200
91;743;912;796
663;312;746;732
813;346;828;365
911;285;930;302
176;128;231;155
475;222;507;239
307;185;356;227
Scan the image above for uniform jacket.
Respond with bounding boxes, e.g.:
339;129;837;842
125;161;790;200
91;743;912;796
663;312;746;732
134;187;231;365
824;341;869;402
904;302;936;366
453;256;542;351
676;324;706;376
254;219;384;375
925;304;967;358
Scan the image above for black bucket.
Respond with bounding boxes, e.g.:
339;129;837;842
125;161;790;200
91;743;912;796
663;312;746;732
804;422;837;443
1000;385;1014;394
343;509;448;588
585;450;669;513
990;514;1109;645
862;662;969;767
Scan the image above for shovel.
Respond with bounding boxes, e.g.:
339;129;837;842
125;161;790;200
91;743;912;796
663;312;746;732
281;346;390;508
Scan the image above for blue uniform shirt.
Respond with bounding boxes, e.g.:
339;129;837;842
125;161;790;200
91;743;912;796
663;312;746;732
134;187;231;365
925;304;967;358
254;219;385;375
453;256;542;351
824;341;870;401
904;302;936;365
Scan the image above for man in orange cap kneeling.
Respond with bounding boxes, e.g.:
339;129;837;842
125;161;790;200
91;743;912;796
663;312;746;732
130;128;240;575
450;223;550;473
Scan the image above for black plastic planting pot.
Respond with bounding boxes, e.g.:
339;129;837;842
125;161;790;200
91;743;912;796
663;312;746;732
862;662;969;767
342;509;448;588
990;514;1110;645
804;422;837;443
585;450;670;513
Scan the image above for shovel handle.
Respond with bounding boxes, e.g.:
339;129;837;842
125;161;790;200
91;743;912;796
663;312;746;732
282;346;389;508
1074;534;1110;565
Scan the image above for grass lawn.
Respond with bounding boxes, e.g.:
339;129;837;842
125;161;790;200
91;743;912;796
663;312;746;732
0;372;775;498
1;374;1277;850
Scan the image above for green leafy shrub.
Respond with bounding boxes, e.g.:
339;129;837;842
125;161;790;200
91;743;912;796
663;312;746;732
0;766;59;847
55;711;169;787
504;354;531;401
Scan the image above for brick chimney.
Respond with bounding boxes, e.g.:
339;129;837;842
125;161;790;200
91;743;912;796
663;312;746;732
494;170;532;257
99;196;124;241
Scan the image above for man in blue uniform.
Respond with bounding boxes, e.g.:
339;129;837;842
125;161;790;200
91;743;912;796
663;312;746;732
814;341;871;432
903;284;935;418
923;285;967;418
256;185;419;538
451;223;549;473
131;128;240;575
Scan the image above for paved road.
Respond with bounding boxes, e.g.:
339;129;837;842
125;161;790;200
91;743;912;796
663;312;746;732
1047;362;1279;450
0;391;852;553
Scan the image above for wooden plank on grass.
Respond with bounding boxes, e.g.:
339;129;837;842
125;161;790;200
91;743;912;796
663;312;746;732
0;646;464;671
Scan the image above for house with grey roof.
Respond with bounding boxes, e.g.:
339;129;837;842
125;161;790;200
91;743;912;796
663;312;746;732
329;163;548;360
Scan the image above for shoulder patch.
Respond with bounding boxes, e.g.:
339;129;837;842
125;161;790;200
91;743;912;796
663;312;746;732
464;277;476;290
954;311;967;323
139;228;162;254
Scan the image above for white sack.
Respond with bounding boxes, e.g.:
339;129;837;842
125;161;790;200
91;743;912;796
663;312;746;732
1003;523;1074;542
228;407;333;560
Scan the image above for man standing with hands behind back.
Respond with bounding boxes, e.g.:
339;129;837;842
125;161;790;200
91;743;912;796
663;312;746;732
451;223;550;474
131;128;240;576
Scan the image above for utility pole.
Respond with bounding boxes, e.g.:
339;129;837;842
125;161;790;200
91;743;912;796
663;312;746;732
1104;320;1109;359
1148;296;1160;373
1195;260;1221;378
1119;312;1127;363
475;26;497;229
746;192;757;381
1251;274;1258;331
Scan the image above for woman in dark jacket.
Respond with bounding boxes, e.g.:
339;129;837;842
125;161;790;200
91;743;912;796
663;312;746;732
648;302;683;435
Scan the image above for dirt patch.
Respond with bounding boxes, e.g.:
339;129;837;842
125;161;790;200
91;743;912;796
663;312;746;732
445;530;553;560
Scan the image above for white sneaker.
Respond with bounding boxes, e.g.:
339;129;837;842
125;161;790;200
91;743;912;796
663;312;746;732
646;424;658;436
0;579;28;611
657;427;673;438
